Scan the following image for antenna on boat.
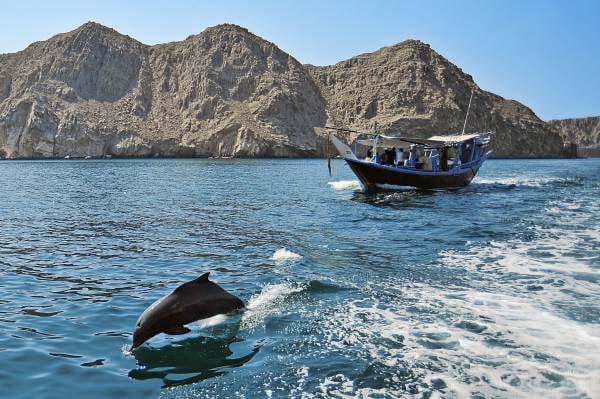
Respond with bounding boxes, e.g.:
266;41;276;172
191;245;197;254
461;88;474;135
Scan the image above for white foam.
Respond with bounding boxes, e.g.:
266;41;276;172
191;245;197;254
317;374;355;398
316;283;600;398
440;226;599;281
441;187;599;281
246;282;303;311
315;194;600;394
428;201;600;396
328;180;362;191
451;290;600;397
241;282;305;329
121;344;133;356
475;175;567;187
270;248;302;262
289;366;310;397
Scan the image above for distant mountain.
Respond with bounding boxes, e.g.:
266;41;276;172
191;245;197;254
0;22;570;159
548;116;600;157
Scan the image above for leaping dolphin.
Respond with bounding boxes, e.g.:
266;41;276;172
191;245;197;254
132;272;244;349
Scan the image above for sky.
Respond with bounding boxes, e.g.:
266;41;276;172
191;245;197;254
1;0;598;121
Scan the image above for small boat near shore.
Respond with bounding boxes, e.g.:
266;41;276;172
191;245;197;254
328;128;492;190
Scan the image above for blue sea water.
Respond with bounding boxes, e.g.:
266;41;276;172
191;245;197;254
0;158;598;398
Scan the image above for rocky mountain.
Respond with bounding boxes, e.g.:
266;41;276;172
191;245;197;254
307;40;566;158
548;116;600;156
0;23;325;158
0;22;570;159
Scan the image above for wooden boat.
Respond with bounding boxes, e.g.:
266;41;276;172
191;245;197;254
328;130;492;190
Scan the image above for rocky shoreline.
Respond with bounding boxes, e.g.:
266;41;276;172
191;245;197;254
0;22;593;160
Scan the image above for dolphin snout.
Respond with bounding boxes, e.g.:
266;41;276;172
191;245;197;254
132;327;149;350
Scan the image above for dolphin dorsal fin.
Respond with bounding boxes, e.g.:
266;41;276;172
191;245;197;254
174;272;211;293
194;272;210;284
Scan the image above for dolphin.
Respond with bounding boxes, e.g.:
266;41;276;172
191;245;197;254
132;272;244;349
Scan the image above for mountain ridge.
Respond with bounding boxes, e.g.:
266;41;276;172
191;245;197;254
0;22;575;159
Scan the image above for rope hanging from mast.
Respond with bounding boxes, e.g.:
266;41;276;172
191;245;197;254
462;88;474;135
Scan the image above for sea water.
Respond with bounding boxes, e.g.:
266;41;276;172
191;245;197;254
0;158;598;398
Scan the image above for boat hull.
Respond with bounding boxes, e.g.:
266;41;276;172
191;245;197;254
346;158;478;190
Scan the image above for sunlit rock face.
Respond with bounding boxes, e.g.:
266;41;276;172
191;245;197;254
0;22;569;159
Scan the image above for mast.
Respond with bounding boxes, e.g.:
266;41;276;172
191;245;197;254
461;88;474;135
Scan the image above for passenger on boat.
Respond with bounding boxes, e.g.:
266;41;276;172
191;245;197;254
380;148;394;166
395;147;404;166
430;149;440;172
367;148;380;164
440;147;449;171
415;154;424;169
417;148;428;169
422;154;433;171
406;144;418;168
387;148;396;165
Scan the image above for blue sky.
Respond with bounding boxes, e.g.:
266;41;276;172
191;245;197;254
1;0;598;120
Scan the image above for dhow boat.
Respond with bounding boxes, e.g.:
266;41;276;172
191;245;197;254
328;128;492;190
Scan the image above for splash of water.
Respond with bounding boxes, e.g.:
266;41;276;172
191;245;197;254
270;248;302;262
328;180;362;191
242;282;305;329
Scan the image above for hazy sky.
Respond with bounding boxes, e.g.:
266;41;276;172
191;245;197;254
1;0;598;120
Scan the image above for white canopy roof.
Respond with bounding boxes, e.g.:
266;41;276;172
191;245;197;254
427;134;480;143
356;135;434;147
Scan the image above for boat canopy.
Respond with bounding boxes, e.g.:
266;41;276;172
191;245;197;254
427;134;480;143
356;133;482;148
356;135;438;147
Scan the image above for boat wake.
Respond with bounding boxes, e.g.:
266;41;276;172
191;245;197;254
474;175;578;188
315;284;600;398
304;190;600;398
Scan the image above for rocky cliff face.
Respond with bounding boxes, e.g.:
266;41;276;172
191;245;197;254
0;22;569;159
548;116;600;149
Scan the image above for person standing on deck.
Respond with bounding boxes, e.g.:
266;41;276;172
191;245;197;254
440;147;449;171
